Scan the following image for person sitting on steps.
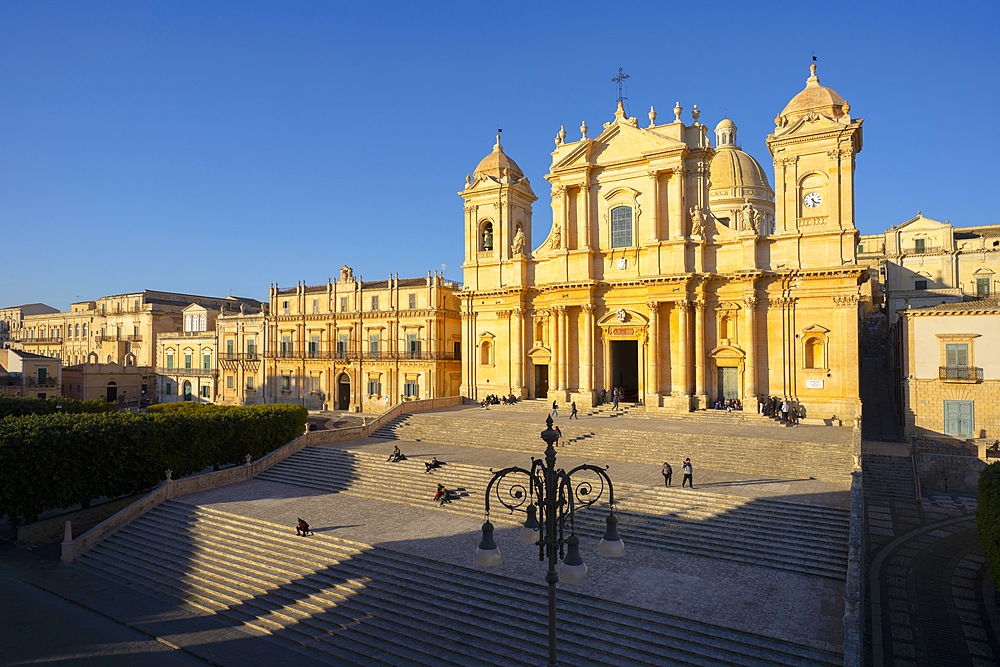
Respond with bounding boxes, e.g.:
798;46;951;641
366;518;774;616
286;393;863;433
387;445;405;462
434;483;453;506
425;457;443;473
296;518;313;536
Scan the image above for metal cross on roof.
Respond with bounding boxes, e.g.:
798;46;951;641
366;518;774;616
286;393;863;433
612;67;630;106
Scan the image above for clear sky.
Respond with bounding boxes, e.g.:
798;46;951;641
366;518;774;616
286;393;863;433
2;1;997;311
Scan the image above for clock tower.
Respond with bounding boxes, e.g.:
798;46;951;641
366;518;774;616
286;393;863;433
767;62;863;268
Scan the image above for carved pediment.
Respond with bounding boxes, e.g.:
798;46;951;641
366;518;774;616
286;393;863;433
801;324;830;335
596;308;649;327
550;122;686;172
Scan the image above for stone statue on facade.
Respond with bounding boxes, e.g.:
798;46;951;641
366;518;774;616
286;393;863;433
482;227;493;251
511;225;525;254
740;199;759;232
550;222;561;249
689;206;705;236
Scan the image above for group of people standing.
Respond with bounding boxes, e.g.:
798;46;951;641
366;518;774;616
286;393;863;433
661;458;694;488
758;395;801;425
596;387;625;410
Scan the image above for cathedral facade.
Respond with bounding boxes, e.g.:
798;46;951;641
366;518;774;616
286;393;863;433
459;64;868;423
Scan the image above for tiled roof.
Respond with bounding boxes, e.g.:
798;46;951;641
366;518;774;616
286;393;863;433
905;297;1000;315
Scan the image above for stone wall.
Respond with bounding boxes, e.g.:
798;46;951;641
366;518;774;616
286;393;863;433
916;453;986;494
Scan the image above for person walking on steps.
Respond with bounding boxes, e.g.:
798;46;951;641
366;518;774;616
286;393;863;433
661;462;673;487
570;402;579;419
682;458;694;488
551;400;559;418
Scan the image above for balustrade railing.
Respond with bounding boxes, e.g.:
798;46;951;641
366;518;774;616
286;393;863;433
939;366;983;381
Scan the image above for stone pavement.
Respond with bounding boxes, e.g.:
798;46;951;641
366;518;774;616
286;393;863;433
864;444;1000;666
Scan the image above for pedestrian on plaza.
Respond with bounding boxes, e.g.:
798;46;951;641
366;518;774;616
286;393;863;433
789;404;799;426
570;402;579;419
600;388;607;404
551;400;559;418
758;394;765;415
780;400;790;423
554;425;562;446
661;462;673;487
682;458;694;488
296;518;313;536
434;484;452;506
612;389;620;411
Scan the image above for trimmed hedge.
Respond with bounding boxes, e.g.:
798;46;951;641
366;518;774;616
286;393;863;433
978;461;1000;590
0;403;307;520
0;396;116;418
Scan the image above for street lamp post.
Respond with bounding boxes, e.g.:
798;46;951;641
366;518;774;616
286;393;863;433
474;415;624;666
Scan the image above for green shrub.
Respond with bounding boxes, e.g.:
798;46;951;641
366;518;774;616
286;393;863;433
0;404;307;520
977;461;1000;590
0;396;115;419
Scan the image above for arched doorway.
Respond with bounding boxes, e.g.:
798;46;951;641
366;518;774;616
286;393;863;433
337;373;351;410
106;381;118;403
183;380;193;401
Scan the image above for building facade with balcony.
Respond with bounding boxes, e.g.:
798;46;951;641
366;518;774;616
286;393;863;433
0;348;62;399
898;297;1000;440
156;303;221;402
16;290;261;369
266;266;462;411
215;309;268;405
0;303;59;345
859;215;1000;325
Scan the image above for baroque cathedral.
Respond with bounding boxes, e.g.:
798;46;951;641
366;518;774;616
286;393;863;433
459;63;868;423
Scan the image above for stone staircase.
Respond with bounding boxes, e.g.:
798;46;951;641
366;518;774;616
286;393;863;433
75;500;842;666
861;453;919;501
257;447;850;580
371;413;853;482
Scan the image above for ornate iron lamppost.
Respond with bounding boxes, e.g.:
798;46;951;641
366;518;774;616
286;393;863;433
473;415;624;666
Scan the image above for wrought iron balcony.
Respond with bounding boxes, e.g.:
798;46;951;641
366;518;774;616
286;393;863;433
156;367;218;377
939;366;983;382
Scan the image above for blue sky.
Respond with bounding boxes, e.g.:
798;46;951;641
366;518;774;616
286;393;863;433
2;1;997;310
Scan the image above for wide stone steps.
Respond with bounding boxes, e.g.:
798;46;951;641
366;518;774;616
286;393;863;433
74;501;841;666
257;447;849;579
861;454;919;501
371;414;852;482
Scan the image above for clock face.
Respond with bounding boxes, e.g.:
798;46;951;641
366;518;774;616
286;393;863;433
803;192;822;209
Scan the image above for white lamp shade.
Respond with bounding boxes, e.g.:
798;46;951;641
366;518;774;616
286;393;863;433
598;538;626;558
519;525;539;543
474;546;503;567
559;561;589;585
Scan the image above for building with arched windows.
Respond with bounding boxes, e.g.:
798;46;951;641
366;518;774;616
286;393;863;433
460;63;870;423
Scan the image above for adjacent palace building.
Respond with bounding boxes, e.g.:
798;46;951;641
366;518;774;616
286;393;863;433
460;63;869;423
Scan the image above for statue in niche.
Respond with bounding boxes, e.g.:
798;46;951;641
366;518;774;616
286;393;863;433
482;226;493;251
739;199;759;232
689;206;705;237
550;222;561;249
511;225;525;254
339;265;354;282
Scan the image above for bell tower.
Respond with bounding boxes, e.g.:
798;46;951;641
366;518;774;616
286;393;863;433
767;62;863;268
459;134;536;291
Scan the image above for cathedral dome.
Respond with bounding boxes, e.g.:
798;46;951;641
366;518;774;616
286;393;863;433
709;148;773;196
474;135;524;180
709;119;773;197
779;63;849;122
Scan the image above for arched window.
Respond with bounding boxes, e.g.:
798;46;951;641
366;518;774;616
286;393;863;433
804;337;824;369
185;315;191;332
719;315;732;340
611;206;632;247
199;315;206;331
480;340;492;366
83;324;88;338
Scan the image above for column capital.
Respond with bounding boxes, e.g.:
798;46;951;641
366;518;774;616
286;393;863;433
676;299;693;313
581;304;596;315
833;294;860;308
497;310;512;320
646;301;660;314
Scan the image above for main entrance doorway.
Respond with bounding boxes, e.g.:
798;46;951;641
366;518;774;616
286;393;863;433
106;381;118;403
610;340;639;401
534;366;549;399
337;374;351;410
718;367;738;401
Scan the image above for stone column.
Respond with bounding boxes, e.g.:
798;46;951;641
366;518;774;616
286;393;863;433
647;171;660;243
670;168;685;239
647;301;659;404
675;301;690;396
581;183;592;249
550;308;560;391
512;308;524;394
743;293;757;402
581;305;594;396
558;306;569;394
694;301;707;401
